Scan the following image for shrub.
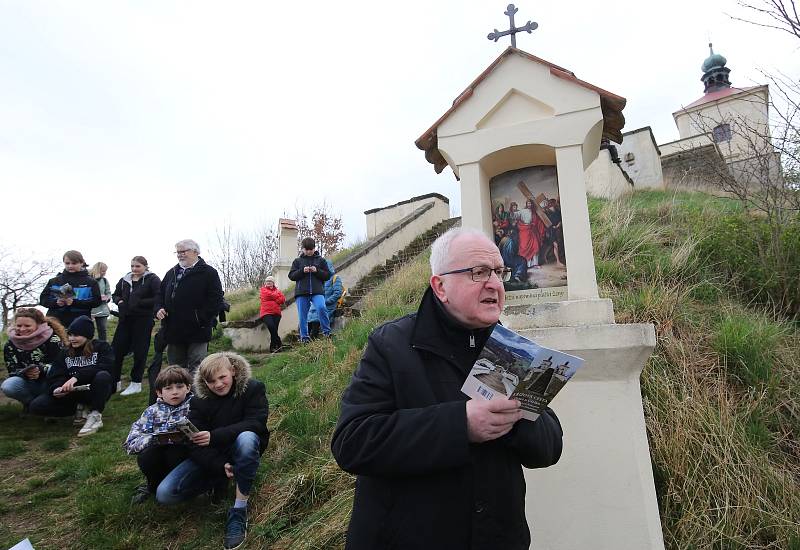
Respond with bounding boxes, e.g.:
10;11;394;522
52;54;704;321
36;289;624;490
698;214;800;318
712;312;787;387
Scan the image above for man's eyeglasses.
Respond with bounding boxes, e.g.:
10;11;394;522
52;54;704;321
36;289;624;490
175;249;193;255
438;265;512;282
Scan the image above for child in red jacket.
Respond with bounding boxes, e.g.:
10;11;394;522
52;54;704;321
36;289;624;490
259;276;285;352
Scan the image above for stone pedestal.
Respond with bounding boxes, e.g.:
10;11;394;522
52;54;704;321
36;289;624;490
502;301;664;550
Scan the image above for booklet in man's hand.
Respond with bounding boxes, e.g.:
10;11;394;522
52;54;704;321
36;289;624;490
460;324;584;421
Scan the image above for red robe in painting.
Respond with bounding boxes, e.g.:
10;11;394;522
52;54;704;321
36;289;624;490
516;207;546;262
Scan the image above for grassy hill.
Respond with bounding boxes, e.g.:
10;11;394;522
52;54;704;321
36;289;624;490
0;189;798;549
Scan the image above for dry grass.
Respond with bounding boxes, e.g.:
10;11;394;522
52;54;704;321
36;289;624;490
644;339;800;549
594;192;800;549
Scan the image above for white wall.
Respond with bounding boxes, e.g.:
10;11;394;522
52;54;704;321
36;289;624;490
584;150;633;199
617;128;663;189
674;86;769;163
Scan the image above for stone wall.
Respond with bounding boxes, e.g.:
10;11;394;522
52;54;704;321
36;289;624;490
661;144;727;189
364;193;450;240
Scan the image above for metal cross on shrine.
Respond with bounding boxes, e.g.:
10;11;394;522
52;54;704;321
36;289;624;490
487;4;538;48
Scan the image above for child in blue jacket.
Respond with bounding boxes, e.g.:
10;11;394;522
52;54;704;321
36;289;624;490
123;366;193;503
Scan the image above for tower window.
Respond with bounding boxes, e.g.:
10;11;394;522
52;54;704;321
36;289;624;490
713;123;732;143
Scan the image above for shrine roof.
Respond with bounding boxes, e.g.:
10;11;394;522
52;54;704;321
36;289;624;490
415;47;627;175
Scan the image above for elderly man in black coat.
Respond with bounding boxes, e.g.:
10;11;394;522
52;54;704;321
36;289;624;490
155;239;224;375
332;227;563;550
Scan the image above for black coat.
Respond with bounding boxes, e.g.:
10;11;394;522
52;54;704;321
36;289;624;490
188;377;269;475
288;251;331;297
39;270;102;327
154;258;224;344
112;271;161;321
331;288;563;550
46;340;114;392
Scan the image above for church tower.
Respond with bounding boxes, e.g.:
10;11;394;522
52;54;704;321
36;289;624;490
661;42;770;166
701;43;732;93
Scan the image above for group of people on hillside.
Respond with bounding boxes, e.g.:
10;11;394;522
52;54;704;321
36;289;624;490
2;229;564;550
259;236;343;351
3;241;226;432
2;240;235;414
1;239;268;549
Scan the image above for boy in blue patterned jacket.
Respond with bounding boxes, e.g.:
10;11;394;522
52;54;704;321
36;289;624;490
123;366;193;504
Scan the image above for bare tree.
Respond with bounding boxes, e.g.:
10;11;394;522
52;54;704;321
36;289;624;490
213;220;236;290
230;224;280;290
0;248;58;328
731;0;800;40
294;202;346;257
211;222;280;290
211;203;345;291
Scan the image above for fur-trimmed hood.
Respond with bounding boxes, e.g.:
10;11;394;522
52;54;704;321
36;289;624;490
193;351;252;399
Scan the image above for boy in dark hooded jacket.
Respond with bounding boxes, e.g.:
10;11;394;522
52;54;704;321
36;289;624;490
288;237;331;342
156;352;268;550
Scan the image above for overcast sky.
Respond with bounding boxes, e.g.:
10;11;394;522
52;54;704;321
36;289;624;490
2;0;798;285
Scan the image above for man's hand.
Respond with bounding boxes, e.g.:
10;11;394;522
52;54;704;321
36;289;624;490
64;297;74;306
466;398;523;443
303;266;310;273
156;308;167;320
309;266;317;272
223;463;234;479
191;430;211;446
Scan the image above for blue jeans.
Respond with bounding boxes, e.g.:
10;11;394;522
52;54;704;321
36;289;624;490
1;376;48;406
156;431;262;504
296;294;330;340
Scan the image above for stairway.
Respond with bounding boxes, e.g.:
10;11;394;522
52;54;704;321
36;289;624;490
342;217;461;316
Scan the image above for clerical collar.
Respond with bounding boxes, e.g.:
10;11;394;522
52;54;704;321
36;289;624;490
412;287;495;371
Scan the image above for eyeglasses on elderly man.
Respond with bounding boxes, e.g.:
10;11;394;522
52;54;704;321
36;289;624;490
437;265;512;283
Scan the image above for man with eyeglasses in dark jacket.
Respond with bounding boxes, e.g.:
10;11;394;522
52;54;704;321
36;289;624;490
332;227;563;550
155;239;223;375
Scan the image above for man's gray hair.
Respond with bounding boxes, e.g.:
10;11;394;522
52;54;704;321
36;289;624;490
429;227;490;275
175;239;201;254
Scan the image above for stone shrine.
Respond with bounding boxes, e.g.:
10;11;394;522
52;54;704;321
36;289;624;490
417;46;663;549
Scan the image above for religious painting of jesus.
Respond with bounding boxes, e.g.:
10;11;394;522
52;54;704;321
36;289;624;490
489;166;567;304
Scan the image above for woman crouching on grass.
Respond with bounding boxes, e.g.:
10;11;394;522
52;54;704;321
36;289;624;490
29;316;115;437
156;352;269;550
2;309;66;410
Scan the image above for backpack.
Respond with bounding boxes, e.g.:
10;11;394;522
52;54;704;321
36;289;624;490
332;274;348;309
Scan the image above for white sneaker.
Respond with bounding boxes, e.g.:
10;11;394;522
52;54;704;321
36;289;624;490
73;404;86;426
120;382;142;396
77;411;103;437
